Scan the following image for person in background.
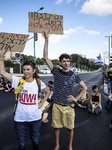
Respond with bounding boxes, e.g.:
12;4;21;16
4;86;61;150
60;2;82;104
5;81;14;92
42;81;54;123
106;94;112;129
88;85;102;114
106;68;112;94
0;47;50;150
47;80;54;99
0;77;6;90
105;94;112;112
74;89;89;109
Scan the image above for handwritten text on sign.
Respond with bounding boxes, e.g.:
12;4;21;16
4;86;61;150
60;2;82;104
28;12;63;34
0;33;29;52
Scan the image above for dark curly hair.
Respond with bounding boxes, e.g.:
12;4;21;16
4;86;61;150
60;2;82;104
23;60;40;79
92;85;98;90
59;53;71;62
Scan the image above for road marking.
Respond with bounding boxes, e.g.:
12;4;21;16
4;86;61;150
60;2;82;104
0;109;13;123
75;119;90;128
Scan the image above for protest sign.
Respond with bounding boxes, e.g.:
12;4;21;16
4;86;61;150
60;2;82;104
0;32;29;52
28;12;63;34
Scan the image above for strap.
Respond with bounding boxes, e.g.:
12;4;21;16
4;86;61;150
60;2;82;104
14;78;26;115
15;78;26;100
36;78;41;98
95;92;98;96
55;72;77;101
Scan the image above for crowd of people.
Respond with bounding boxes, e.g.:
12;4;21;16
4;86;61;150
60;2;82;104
0;31;111;150
0;77;14;92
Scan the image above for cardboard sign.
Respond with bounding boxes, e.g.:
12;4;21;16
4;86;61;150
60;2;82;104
28;12;63;34
0;32;29;52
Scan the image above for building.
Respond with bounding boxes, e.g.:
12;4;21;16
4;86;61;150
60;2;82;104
4;51;15;60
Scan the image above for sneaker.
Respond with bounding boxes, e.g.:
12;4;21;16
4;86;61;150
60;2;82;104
43;119;49;123
105;105;111;112
110;124;112;129
83;106;87;109
5;90;8;92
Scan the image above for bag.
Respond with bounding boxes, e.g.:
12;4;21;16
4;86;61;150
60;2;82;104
13;78;26;115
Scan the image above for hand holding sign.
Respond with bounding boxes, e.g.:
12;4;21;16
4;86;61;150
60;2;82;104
42;31;49;40
0;47;7;59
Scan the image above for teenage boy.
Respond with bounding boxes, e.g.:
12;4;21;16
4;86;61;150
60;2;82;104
43;32;87;150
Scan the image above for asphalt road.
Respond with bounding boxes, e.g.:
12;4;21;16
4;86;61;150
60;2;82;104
1;70;112;150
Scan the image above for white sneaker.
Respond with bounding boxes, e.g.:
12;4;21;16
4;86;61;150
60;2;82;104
5;90;8;92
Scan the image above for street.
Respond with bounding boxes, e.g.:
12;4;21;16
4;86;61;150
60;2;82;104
0;70;112;150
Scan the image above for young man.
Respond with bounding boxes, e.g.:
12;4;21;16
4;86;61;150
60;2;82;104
106;68;112;93
43;32;87;150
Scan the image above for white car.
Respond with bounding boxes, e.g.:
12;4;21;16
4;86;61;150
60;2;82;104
73;68;80;73
39;68;51;74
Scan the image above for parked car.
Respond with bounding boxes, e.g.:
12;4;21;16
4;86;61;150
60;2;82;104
12;60;20;64
39;68;51;74
73;68;81;74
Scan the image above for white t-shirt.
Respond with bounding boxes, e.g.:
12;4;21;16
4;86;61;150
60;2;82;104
12;76;46;122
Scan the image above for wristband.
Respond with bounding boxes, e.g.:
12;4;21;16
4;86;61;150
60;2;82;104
0;58;4;61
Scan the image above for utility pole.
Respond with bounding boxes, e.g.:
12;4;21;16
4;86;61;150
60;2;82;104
105;36;110;65
33;7;44;63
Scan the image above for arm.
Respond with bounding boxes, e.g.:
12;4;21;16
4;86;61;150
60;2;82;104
108;95;112;101
75;81;87;101
38;86;50;109
94;93;101;109
106;72;108;78
67;81;87;102
90;93;93;106
43;31;53;71
0;48;12;82
82;92;89;103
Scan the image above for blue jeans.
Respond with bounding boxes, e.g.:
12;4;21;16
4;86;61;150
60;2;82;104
87;103;101;114
107;80;112;93
107;99;112;106
14;119;42;150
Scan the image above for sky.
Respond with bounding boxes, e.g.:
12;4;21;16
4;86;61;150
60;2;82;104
0;0;112;64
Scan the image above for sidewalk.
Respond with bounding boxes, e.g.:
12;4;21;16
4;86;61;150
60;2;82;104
103;82;108;96
13;73;53;77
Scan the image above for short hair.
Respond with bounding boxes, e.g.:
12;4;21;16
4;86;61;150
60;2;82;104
48;81;54;85
59;53;71;62
1;77;5;82
92;85;98;90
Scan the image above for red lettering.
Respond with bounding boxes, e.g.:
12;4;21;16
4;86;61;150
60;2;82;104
44;24;48;30
29;22;32;27
39;24;43;29
35;23;39;28
9;34;16;39
0;33;4;38
26;93;36;103
33;23;37;28
15;34;21;39
20;35;29;39
33;18;40;24
22;93;26;102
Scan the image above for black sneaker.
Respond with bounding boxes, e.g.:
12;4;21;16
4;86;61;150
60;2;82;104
105;105;111;112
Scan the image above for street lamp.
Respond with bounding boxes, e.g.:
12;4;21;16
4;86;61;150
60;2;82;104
34;7;44;63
